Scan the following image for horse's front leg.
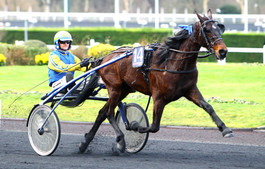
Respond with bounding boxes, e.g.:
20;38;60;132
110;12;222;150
186;87;234;137
138;99;166;133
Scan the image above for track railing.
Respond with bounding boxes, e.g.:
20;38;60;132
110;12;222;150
211;46;265;65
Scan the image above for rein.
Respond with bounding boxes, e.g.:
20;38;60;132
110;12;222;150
169;48;214;58
145;46;213;74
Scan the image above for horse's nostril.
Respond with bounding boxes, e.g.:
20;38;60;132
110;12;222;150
219;49;227;57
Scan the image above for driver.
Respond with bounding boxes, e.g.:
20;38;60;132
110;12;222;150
48;31;90;94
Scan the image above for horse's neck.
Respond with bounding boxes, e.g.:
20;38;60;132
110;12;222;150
168;37;201;70
180;22;202;54
181;36;201;53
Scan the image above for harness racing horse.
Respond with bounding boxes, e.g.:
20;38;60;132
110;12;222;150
79;9;234;154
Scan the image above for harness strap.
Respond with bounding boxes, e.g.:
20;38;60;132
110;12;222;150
146;66;197;74
140;49;153;86
169;48;210;54
209;37;223;48
200;20;223;52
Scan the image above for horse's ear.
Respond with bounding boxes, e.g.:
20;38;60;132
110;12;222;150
195;10;204;23
207;9;213;19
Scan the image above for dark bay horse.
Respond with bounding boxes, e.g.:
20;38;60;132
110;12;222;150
79;9;234;154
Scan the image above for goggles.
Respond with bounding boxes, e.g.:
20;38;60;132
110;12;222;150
59;40;71;44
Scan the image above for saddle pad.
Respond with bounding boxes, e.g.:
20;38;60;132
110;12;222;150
132;46;145;68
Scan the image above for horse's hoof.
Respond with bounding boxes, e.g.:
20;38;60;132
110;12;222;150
117;142;125;153
112;143;122;156
138;126;148;133
222;128;234;138
224;133;234;138
130;121;140;131
79;142;88;153
111;140;125;156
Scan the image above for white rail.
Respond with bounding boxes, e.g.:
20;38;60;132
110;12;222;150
228;46;265;64
227;47;264;53
200;46;265;64
225;46;265;65
1;11;265;31
1;11;265;22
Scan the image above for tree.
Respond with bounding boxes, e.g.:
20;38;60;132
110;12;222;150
37;0;51;12
203;0;209;14
123;0;133;13
235;0;244;14
84;0;89;12
218;4;241;14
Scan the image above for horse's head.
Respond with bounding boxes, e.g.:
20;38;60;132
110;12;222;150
195;9;227;60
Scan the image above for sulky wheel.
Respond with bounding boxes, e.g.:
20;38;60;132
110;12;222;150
115;103;149;153
27;105;61;156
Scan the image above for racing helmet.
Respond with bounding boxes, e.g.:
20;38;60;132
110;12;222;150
54;31;73;50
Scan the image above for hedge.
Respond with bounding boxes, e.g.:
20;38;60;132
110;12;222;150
222;33;265;63
0;27;172;46
0;28;265;63
0;40;49;65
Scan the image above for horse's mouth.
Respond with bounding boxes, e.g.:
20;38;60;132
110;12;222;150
215;53;223;60
215;49;227;60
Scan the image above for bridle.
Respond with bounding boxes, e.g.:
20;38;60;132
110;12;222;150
165;19;225;59
147;19;225;74
198;19;224;55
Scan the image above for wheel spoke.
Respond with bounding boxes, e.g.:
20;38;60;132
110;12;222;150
28;105;61;156
116;103;149;153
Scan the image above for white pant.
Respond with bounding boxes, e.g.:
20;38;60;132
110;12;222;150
52;76;67;89
51;76;88;91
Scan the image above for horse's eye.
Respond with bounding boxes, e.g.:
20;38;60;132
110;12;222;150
203;27;210;33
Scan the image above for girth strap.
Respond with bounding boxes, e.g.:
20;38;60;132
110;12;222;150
146;66;197;74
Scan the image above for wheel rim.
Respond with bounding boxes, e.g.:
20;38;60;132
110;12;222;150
117;103;149;153
28;105;60;156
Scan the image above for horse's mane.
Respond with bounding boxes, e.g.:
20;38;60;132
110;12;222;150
156;29;191;65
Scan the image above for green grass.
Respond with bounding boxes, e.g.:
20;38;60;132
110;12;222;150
0;63;265;128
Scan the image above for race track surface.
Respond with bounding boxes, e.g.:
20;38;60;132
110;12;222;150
1;118;265;169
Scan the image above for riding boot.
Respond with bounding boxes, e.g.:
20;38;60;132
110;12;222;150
58;72;79;97
66;72;74;88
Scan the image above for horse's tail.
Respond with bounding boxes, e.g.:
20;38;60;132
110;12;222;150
60;58;103;107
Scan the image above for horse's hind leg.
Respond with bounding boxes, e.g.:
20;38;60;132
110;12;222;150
79;103;108;153
107;101;126;154
106;89;131;154
186;87;234;137
79;89;129;154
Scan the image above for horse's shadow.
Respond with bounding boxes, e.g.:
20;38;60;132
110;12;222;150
56;134;262;169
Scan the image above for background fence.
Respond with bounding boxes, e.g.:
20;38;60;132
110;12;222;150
1;11;265;32
208;46;265;64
